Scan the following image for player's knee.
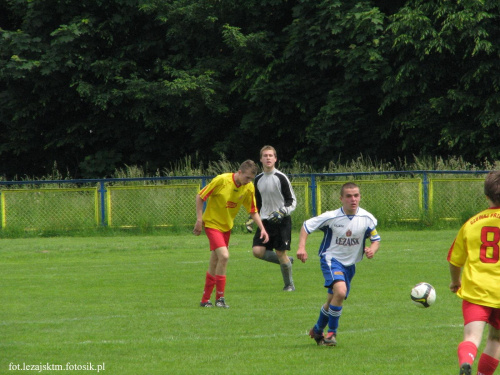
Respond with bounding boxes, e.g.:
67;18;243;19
252;247;264;259
219;253;229;264
275;250;287;261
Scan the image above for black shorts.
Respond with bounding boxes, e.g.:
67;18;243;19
252;216;292;251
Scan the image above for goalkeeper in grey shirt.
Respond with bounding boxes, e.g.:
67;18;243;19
252;145;297;291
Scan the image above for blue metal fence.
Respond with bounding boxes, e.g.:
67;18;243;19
0;170;490;229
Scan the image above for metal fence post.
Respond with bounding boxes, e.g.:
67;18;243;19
310;174;317;217
422;171;429;214
99;181;107;226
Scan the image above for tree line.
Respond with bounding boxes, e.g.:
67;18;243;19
1;0;499;179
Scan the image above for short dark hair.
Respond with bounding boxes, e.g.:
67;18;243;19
239;160;258;175
340;182;360;196
484;171;500;206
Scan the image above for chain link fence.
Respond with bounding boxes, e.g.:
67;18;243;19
1;188;97;230
0;172;490;232
317;179;423;224
106;184;200;228
429;178;486;223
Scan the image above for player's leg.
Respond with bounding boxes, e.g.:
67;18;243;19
309;292;332;345
212;246;229;276
323;260;354;346
476;311;500;375
323;280;346;346
201;229;230;308
200;249;218;306
252;245;279;264
277;217;294;291
212;246;230;308
276;249;294;291
252;224;280;264
458;301;489;373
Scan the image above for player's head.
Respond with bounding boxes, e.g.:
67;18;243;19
340;182;360;197
260;145;277;171
236;160;258;185
260;145;277;159
484;171;500;206
340;182;361;215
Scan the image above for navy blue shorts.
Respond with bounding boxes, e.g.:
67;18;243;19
320;256;356;298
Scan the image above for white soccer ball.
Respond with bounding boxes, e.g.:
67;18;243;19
410;282;436;308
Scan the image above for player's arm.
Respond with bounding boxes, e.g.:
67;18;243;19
281;178;296;212
254;181;263;212
364;226;380;259
296;225;309;263
249;212;269;243
276;173;297;215
268;177;293;222
449;263;462;293
193;194;204;236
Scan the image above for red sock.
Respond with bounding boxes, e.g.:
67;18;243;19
458;341;478;367
215;275;226;299
477;353;499;375
201;272;216;303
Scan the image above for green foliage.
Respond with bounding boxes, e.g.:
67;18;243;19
1;0;500;179
382;0;500;160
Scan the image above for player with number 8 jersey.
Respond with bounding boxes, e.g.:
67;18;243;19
447;171;500;375
447;199;500;308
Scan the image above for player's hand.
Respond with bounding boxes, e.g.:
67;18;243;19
364;246;375;259
193;220;203;236
268;208;286;224
449;281;461;293
260;229;269;243
297;248;308;263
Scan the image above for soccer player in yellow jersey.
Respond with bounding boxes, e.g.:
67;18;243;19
193;160;269;308
448;171;500;375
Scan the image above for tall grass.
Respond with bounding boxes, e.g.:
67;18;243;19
142;154;499;177
2;154;498;183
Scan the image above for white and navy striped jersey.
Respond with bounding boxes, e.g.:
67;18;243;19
254;168;297;220
303;207;380;266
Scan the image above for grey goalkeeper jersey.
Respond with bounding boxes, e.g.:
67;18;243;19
254;168;297;220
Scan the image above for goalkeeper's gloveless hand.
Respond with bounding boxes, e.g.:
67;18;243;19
268;208;286;224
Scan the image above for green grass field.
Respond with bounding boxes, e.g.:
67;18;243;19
0;230;482;374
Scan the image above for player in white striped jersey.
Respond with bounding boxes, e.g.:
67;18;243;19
297;182;381;346
252;145;297;291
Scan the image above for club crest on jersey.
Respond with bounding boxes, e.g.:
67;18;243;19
346;229;352;237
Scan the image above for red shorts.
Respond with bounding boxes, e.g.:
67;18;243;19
205;227;231;251
463;300;500;329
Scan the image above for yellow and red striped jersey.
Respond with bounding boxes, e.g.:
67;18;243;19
199;173;258;233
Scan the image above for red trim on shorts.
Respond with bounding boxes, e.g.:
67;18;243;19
205;227;231;251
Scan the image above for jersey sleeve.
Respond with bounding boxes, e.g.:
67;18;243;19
198;175;222;201
276;172;297;215
447;224;467;267
254;174;263;212
303;211;334;234
369;228;381;242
